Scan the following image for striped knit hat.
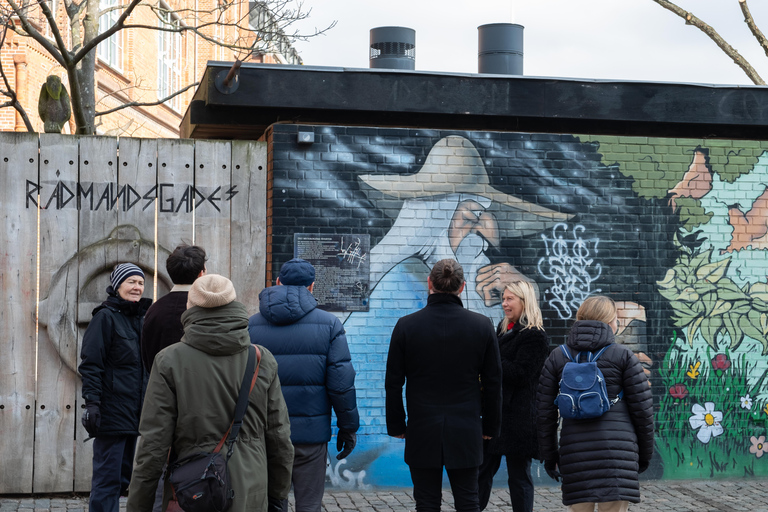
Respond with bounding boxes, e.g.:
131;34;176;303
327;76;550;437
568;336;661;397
110;263;145;290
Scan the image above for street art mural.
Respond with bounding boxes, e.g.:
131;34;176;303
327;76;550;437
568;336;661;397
268;125;768;487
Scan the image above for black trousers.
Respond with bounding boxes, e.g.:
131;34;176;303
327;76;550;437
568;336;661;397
477;447;533;512
89;435;138;512
409;466;480;512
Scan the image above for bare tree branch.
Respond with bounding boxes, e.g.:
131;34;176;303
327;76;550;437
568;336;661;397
70;0;142;65
739;0;768;59
95;81;200;117
0;24;34;131
650;0;765;85
5;0;67;66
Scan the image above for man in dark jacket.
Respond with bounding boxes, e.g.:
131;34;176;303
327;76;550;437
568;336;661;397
386;259;502;512
141;244;206;371
248;258;359;512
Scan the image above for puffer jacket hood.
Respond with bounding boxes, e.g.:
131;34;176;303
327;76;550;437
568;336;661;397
258;285;317;325
181;301;251;356
566;320;615;353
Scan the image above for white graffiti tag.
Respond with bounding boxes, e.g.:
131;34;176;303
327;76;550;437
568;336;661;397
326;456;370;490
537;223;602;319
338;237;368;269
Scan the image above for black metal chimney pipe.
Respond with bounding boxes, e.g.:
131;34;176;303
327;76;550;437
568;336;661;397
370;26;416;70
478;23;524;75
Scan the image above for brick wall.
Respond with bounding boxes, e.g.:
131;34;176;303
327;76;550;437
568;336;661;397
267;124;768;486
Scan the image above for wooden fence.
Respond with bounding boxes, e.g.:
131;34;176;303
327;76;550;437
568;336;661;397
0;133;267;493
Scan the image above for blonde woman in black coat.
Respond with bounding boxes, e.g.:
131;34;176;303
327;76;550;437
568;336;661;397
536;296;654;512
478;280;549;512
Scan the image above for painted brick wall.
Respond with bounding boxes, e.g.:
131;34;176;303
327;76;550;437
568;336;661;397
266;123;768;487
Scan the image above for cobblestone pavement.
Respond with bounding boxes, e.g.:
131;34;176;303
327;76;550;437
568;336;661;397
1;479;765;512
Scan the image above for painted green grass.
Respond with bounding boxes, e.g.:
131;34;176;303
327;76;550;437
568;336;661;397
657;332;768;478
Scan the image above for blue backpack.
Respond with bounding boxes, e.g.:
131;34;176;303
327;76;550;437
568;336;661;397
555;344;621;420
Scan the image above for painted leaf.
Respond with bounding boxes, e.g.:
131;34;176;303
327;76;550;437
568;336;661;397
695;257;730;283
657;268;677;289
749;282;768;302
677;287;701;302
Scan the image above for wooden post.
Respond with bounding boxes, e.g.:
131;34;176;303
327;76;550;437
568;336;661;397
193;140;232;276
230;141;268;314
0;132;39;493
35;134;80;492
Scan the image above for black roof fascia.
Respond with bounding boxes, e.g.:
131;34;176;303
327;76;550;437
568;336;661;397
181;62;768;139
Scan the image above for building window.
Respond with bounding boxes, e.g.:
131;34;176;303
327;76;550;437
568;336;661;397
98;0;122;70
158;9;182;111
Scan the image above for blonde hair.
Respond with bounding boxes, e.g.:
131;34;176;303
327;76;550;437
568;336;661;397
499;281;543;332
576;295;617;324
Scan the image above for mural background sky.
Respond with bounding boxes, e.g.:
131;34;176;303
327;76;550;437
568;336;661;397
292;0;768;86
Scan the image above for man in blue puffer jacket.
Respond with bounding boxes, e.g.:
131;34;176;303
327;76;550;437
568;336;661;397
248;258;359;512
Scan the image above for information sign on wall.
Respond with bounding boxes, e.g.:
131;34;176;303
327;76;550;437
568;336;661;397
293;234;370;312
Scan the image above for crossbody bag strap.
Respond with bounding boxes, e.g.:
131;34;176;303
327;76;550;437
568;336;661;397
213;345;261;454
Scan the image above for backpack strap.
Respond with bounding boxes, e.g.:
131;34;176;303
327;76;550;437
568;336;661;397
560;345;575;362
213;345;261;456
588;343;613;362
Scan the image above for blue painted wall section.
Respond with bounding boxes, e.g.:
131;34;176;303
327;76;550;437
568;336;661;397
268;125;768;487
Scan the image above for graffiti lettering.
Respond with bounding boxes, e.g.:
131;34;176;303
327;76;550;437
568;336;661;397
537;223;602;319
338;237;368;269
25;180;237;213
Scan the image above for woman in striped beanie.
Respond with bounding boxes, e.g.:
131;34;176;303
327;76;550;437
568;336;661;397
78;262;153;512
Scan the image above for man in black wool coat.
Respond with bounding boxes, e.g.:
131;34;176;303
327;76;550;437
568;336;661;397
386;258;502;512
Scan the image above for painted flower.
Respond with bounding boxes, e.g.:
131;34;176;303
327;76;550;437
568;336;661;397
750;436;767;458
689;402;724;444
669;383;688;401
711;354;731;377
687;361;701;379
741;394;753;410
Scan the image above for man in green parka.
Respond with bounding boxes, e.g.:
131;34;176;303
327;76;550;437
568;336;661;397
126;274;294;512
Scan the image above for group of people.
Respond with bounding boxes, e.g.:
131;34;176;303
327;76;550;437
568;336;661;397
78;247;358;512
385;259;654;512
78;247;653;512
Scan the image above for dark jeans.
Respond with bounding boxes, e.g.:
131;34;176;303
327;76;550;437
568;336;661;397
478;446;533;512
409;466;480;512
89;435;138;512
280;443;328;512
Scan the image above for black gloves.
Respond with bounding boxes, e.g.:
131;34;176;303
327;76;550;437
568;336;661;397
82;401;101;437
267;496;284;512
639;460;650;474
544;459;561;482
336;430;357;460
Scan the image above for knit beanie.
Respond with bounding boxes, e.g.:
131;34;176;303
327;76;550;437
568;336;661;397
187;274;237;309
110;263;144;290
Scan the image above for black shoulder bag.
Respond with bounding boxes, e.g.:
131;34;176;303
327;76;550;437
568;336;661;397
169;345;261;512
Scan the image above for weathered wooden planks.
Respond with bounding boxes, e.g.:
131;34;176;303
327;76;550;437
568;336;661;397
230;141;268;314
193;140;232;277
0;133;39;493
0;133;266;493
35;134;80;492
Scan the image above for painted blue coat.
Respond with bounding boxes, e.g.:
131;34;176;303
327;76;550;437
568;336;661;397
248;285;359;444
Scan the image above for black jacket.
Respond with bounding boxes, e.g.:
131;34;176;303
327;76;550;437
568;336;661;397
536;320;654;505
79;291;152;436
140;290;188;371
385;293;502;469
487;321;549;460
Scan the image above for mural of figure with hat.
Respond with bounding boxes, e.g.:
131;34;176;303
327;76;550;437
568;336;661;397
342;135;571;484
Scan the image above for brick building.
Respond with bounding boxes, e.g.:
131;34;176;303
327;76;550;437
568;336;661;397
0;0;301;136
182;62;768;486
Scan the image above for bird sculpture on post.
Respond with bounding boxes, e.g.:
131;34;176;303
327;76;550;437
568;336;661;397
38;75;71;133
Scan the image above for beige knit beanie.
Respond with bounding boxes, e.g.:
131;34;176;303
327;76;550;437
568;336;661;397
187;274;236;309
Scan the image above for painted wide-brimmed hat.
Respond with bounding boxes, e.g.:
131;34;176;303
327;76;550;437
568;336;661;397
359;135;572;238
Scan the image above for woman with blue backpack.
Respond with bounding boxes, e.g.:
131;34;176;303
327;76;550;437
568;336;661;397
477;280;550;512
536;296;654;512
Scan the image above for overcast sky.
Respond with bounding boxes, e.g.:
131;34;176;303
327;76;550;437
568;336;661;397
291;0;768;86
